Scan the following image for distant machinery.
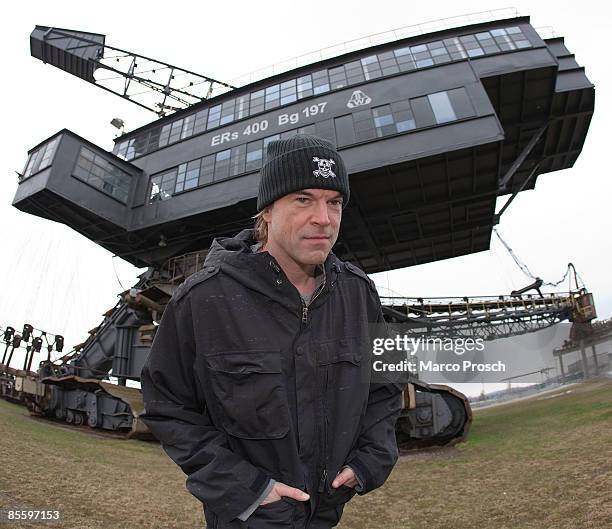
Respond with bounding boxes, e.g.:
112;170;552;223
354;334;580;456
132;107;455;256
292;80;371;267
0;278;597;445
553;317;612;381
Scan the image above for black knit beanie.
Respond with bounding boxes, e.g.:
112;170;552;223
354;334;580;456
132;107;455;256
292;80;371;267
257;134;350;211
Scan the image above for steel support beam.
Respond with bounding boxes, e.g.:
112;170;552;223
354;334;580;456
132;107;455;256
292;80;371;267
498;123;548;190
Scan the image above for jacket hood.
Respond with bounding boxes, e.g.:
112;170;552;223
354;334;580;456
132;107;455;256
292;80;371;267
204;228;259;267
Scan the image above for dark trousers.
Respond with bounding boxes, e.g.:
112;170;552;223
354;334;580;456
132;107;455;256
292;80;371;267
204;486;355;529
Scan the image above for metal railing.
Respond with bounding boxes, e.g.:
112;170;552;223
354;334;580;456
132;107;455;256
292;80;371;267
227;7;524;88
163;250;210;283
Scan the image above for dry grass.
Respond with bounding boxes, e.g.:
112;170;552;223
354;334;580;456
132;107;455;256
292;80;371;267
1;379;611;529
342;379;612;529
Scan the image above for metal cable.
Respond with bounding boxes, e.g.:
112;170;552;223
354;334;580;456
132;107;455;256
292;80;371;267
493;228;587;290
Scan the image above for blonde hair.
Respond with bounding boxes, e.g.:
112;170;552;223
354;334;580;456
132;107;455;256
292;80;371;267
252;208;270;243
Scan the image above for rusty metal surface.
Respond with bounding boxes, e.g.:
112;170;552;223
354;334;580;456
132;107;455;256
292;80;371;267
0;364;37;378
163;250;209;283
573;292;597;322
97;380;145;416
396;379;472;452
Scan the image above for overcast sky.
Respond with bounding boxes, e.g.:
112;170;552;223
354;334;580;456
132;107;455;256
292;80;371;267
1;1;609;390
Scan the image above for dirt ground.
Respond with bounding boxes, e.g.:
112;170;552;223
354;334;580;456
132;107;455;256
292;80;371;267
1;379;610;529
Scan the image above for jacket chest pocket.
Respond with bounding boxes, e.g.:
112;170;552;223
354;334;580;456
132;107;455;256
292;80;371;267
317;336;369;401
318;336;365;371
204;349;290;439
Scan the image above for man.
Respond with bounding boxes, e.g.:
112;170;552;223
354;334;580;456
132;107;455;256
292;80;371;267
140;134;404;528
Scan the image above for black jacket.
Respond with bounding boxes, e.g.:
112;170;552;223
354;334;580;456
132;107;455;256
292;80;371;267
140;229;404;529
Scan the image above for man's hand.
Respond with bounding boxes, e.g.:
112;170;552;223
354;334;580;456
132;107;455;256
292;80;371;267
260;482;310;506
331;467;358;489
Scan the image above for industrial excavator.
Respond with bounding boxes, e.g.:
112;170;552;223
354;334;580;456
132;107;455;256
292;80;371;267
1;15;598;449
0;256;597;449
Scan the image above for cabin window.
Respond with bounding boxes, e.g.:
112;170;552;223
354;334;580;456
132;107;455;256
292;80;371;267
394;46;417;72
182;118;196;141
265;84;280;110
428;92;457;124
329;66;347;90
378;51;399;75
361;55;382;80
312;70;330;94
73;146;131;203
335;115;356;147
214;149;231;180
158;124;171;148
411;96;437;127
147;126;162;152
443;37;469;60
236;95;250;120
262;134;280;162
447;88;476;119
246;140;263;172
345;61;365;85
220;100;235;126
372;105;395;137
280;79;297;105
207;104;222;129
353;109;377;142
22;137;60;179
200;155;215;185
193;109;209;135
428;41;451;65
250;90;265;115
297;75;313;99
230;144;246;176
149;169;175;203
391;100;416;132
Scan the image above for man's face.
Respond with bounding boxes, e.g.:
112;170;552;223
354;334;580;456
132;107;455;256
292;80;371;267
263;188;343;267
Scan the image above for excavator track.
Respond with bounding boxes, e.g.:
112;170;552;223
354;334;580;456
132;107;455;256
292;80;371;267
395;380;472;451
29;375;154;440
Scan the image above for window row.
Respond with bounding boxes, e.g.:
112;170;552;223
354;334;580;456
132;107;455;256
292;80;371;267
22;137;59;180
73;147;131;204
149;124;322;203
149;87;476;204
115;26;532;161
335;88;476;146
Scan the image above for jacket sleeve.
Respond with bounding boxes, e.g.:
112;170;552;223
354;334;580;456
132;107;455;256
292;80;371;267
139;297;271;523
344;301;405;494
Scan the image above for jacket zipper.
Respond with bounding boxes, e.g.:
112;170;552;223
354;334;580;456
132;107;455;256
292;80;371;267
299;278;328;493
300;278;325;325
318;365;330;493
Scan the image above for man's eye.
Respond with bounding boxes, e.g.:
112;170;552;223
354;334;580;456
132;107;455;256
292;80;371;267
296;197;310;203
329;200;343;207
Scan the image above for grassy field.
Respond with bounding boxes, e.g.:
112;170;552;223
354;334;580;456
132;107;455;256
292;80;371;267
1;379;610;529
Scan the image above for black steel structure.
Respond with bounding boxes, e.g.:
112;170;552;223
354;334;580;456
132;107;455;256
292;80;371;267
15;15;594;274
29;26;234;116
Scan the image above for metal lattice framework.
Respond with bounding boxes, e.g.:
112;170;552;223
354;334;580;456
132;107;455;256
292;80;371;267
30;26;235;116
380;292;581;340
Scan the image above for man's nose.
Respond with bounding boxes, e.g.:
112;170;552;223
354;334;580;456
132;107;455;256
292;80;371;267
311;200;331;225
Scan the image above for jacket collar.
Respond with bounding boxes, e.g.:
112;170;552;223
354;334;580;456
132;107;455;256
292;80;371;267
204;229;340;312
